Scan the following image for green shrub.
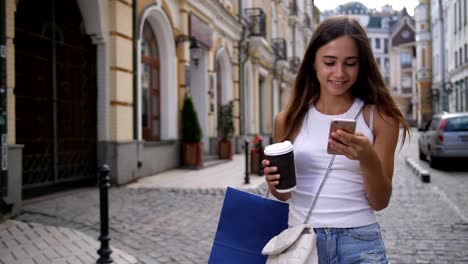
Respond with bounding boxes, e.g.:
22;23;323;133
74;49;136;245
217;101;234;139
181;95;202;142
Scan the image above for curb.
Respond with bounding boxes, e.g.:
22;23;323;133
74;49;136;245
149;182;268;196
405;157;430;183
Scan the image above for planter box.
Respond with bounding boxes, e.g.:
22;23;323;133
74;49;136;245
218;139;232;160
183;142;204;168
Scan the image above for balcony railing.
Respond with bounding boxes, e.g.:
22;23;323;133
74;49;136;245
401;62;412;69
289;56;301;72
244;8;266;38
402;87;413;94
272;38;287;60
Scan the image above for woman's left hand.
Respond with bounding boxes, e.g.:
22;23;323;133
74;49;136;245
328;130;373;160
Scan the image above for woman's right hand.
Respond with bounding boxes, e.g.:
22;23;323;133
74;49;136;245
262;159;280;190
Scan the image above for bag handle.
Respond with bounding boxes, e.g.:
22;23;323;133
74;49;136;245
303;104;365;224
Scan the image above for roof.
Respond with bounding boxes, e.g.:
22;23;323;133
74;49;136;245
368;16;382;28
336;1;369;15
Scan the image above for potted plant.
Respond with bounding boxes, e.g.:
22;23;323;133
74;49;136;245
217;101;234;159
181;95;203;168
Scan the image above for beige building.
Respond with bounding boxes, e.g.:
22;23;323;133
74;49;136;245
389;9;417;125
414;0;433;128
1;0;312;217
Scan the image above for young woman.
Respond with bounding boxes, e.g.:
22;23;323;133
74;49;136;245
263;16;410;263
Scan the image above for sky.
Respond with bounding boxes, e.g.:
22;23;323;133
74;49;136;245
314;0;420;16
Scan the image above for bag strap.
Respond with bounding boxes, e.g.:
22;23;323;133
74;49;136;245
303;104;365;224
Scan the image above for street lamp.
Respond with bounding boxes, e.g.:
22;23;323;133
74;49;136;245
175;35;201;66
189;38;201;66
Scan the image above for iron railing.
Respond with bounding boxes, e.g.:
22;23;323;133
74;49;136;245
244;8;266;37
289;56;301;72
272;38;287;60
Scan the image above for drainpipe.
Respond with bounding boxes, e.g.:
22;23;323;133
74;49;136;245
133;0;142;168
438;0;446;111
238;0;245;135
0;0;12;214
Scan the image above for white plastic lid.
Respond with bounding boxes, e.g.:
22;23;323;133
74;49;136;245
264;140;294;156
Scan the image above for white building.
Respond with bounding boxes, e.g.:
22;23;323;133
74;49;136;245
430;0;468;113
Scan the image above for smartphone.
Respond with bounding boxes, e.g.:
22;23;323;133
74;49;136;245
327;119;357;155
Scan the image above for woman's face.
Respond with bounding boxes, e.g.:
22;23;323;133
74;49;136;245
314;35;360;97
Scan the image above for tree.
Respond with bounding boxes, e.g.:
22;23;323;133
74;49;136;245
181;95;202;142
217;101;234;140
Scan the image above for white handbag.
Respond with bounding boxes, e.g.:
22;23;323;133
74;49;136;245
261;155;334;264
262;106;364;264
262;223;318;263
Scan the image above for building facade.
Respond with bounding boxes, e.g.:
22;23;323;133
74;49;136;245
1;0;313;217
430;0;468;114
389;9;418;125
414;0;433;128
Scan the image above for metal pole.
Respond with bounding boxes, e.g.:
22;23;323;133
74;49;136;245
244;140;250;184
51;0;58;183
258;139;263;176
97;164;113;263
0;0;8;211
438;0;446;111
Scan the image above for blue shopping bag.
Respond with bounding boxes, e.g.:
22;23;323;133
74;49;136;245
208;187;289;264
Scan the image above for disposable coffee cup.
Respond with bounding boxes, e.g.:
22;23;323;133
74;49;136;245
264;141;296;193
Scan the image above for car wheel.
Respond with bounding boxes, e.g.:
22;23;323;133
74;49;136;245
419;148;426;161
429;156;438;169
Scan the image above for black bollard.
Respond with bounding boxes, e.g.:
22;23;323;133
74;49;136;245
258;139;264;176
97;164;113;263
244;140;250;184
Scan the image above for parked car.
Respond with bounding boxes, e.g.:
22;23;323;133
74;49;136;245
418;112;468;168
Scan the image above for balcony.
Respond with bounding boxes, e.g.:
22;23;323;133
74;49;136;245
401;62;412;69
244;8;266;38
272;38;287;60
401;87;413;94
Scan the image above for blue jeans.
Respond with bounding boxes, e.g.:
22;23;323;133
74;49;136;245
314;223;390;264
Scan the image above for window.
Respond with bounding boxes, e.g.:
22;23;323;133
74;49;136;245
465;0;467;25
422;48;426;67
460;47;463;66
459;0;462;30
400;52;411;68
455;51;458;67
384;38;388;54
445;116;468;131
141;21;161;141
384;58;389;71
368;37;372;46
375;38;381;49
465;44;468;62
454;3;457;33
376;57;381;68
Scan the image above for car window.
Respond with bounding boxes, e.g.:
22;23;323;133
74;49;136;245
429;118;440;130
444;116;468;132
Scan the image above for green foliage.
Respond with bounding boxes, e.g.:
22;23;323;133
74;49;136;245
181;95;202;142
217;101;234;139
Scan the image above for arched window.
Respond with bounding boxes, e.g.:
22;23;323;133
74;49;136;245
141;21;161;141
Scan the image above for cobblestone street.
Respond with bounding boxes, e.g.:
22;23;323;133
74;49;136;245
2;131;468;263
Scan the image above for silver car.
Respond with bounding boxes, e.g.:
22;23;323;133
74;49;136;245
418;112;468;168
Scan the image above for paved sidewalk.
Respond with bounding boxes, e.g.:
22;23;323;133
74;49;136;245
127;154;265;190
1;154;265;264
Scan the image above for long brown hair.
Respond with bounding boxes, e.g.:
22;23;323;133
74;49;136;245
282;16;410;144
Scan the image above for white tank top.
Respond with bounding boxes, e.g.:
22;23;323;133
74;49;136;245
288;98;377;228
